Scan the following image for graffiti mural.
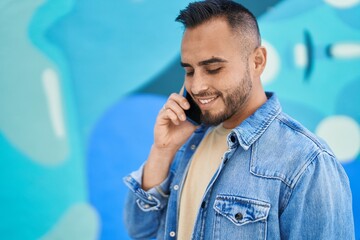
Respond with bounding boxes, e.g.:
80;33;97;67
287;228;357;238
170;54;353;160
0;0;358;239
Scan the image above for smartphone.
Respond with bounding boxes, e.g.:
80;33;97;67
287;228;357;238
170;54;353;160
183;88;202;125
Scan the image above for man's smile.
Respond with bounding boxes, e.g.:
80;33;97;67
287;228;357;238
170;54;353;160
198;96;218;105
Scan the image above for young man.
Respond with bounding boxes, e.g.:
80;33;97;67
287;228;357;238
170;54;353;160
123;1;354;239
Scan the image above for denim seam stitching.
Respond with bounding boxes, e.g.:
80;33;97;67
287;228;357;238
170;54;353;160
280;151;321;214
250;142;294;188
276;114;335;157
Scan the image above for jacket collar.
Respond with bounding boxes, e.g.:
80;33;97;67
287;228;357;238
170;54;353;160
228;92;282;150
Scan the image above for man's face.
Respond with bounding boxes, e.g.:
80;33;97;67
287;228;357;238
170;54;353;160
181;18;253;126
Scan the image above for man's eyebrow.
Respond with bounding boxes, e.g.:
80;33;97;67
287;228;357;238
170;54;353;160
180;62;192;68
198;57;227;66
180;57;228;68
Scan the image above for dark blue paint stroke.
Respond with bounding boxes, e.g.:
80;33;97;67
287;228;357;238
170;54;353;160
87;94;166;239
342;158;360;240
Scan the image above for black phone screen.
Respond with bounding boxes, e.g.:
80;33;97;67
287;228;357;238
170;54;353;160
183;89;202;125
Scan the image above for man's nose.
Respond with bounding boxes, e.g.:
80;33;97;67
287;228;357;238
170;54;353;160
190;72;209;95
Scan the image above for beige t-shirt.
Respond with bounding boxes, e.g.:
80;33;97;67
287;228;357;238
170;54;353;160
177;124;232;239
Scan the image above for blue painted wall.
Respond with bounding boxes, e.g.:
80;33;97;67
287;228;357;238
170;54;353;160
0;0;359;239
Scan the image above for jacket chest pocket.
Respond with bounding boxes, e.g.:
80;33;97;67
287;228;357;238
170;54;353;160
213;195;270;240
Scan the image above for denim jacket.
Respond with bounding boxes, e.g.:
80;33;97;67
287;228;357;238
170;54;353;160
123;93;354;240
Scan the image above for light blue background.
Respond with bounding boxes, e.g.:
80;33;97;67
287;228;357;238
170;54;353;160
0;0;359;239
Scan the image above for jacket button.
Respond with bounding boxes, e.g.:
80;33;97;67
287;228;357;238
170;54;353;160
173;185;179;191
235;212;243;221
169;231;176;237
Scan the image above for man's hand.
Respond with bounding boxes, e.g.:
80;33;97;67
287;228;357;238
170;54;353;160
142;92;198;190
155;93;198;151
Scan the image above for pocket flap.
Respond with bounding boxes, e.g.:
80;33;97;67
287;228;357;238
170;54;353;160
213;195;270;226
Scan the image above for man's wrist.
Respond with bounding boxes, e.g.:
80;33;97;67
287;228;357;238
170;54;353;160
142;145;175;190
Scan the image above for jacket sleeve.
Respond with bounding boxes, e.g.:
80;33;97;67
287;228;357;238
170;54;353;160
123;164;172;239
279;151;355;239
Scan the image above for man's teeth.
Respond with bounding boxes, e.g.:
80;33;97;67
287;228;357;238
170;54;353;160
199;97;216;104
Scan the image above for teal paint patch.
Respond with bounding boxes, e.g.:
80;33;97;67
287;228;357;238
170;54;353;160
0;133;87;239
0;0;69;165
40;203;100;240
45;0;193;137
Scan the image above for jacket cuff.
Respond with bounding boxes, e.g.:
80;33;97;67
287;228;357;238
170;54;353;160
123;164;171;212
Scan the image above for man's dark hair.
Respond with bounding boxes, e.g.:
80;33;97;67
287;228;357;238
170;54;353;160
176;0;261;49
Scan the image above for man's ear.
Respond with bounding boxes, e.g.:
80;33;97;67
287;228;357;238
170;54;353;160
252;46;267;77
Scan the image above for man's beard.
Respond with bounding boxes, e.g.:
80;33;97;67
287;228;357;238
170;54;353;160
200;69;252;126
